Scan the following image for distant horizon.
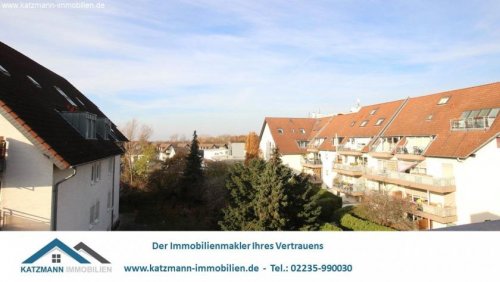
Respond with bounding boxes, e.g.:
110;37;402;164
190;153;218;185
2;1;499;139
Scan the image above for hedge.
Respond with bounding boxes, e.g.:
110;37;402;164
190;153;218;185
320;223;343;231
340;214;393;231
316;191;343;222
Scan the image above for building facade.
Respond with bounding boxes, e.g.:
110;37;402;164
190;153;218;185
0;42;127;231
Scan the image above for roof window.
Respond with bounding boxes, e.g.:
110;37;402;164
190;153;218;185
437;96;450;105
54;86;78;107
375;118;385;126
299;128;306;134
426;114;433;121
277;128;284;134
75;97;85;106
350;121;356;127
359;120;368;127
0;64;10;76
370;109;378;115
27;75;41;88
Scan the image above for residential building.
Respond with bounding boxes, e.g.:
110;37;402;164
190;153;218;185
259;82;500;229
0;42;127;231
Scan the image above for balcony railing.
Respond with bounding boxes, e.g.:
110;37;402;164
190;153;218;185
365;168;455;193
333;163;364;173
396;146;424;155
303;159;322;165
332;180;365;195
417;203;457;218
450;117;496;131
337;144;365;151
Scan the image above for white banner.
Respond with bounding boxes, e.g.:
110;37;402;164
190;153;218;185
1;231;498;282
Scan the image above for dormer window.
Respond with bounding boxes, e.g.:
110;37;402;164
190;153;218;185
370;109;378;115
437;96;450;105
0;64;10;76
359;120;368;127
27;75;41;88
375;118;385;126
54;86;78;107
277;128;284;134
299;128;306;134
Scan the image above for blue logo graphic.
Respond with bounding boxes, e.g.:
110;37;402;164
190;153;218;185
23;238;110;264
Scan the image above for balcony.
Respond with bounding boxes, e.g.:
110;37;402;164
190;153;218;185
395;146;425;161
450;117;496;131
332;180;365;197
307;143;320;152
333;163;364;177
302;158;322;168
413;203;457;224
364;168;456;193
336;144;364;156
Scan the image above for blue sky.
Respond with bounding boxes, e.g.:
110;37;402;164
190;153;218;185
1;0;500;139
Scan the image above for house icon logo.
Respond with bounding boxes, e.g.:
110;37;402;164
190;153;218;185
20;239;112;274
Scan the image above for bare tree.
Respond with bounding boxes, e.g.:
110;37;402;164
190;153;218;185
121;119;154;185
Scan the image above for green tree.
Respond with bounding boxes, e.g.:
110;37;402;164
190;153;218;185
133;143;156;181
181;130;203;200
220;148;321;231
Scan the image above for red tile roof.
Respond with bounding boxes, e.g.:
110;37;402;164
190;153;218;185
383;82;500;158
260;117;330;155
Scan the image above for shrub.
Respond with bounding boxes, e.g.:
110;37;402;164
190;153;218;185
332;206;354;222
340;214;393;231
316;190;342;222
320;223;342;231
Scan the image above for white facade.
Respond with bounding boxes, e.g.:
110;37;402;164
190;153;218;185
203;148;230;161
259;124;275;161
0;113;121;231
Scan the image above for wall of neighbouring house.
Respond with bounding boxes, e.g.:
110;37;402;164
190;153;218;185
453;139;500;225
0;112;53;230
320;151;336;189
55;155;120;231
281;154;304;174
259;124;275;161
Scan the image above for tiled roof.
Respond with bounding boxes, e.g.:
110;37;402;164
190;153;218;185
317;100;405;151
383;82;500;158
261;117;328;155
0;42;126;169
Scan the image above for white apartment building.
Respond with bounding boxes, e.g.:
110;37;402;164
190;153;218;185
259;82;500;229
0;41;127;231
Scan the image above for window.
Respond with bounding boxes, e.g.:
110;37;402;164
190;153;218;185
359;120;368;127
277;128;284;134
350;121;356;127
27;75;41;88
0;64;10;76
488;108;499;118
437;96;450;105
52;254;61;263
426;114;433;121
469;110;480;118
297;140;309;148
478;108;491;117
85;116;97;139
75;97;85;106
460;111;471;119
54;86;78;107
370;109;378;115
89;200;100;225
91;162;101;183
375;118;385;126
299;128;306;134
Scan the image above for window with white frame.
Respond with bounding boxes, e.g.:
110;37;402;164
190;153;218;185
89;200;100;225
375;118;385;126
437;96;450;105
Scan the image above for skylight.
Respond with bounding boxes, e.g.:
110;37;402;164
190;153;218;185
350;121;356;127
54;86;77;107
437;96;450;105
299;128;306;134
0;64;10;76
426;114;433;121
370;109;378;115
359;120;368;127
277;128;284;134
75;97;85;106
27;75;41;88
375;118;385;126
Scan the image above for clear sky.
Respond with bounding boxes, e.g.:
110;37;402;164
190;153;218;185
1;0;500;140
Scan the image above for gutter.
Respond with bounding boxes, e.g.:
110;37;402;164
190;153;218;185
51;166;77;231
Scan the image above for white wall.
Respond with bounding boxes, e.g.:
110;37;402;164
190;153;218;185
203;148;229;161
0;113;53;230
320;151;336;189
454;139;500;224
281;155;304;174
259;124;275;161
56;155;120;231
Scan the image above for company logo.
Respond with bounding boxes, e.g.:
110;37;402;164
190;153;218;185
20;238;112;274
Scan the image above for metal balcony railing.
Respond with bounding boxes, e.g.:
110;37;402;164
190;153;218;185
396;146;424;155
450;117;496;131
303;159;322;165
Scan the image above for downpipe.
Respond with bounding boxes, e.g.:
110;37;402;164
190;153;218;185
51;166;77;231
